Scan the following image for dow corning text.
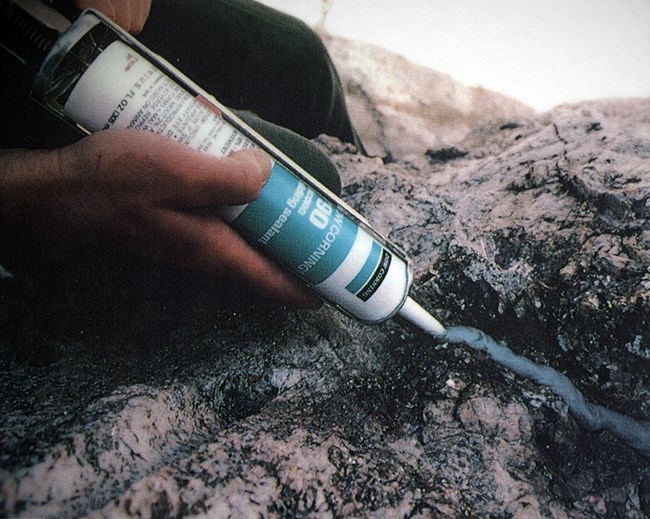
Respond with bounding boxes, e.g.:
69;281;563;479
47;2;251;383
297;211;344;274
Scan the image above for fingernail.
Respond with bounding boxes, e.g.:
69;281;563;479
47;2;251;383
250;149;272;182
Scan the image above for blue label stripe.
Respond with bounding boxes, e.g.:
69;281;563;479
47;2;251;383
346;240;381;294
357;248;391;302
230;162;358;285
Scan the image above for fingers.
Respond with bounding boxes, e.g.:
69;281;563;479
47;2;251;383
65;130;272;208
156;148;273;208
59;130;318;308
124;0;151;33
137;207;321;308
71;0;151;33
71;1;116;23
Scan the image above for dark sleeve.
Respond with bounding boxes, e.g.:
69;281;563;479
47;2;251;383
1;0;359;193
139;0;364;152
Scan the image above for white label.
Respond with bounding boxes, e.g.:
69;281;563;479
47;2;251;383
65;41;253;156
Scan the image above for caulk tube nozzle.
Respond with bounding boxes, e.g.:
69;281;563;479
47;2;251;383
398;297;446;337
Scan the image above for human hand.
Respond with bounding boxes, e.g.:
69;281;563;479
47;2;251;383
0;130;320;308
67;0;152;33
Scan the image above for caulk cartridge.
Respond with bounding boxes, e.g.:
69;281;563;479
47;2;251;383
0;0;445;330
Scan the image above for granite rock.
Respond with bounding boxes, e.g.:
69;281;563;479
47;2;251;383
324;34;535;160
1;44;649;519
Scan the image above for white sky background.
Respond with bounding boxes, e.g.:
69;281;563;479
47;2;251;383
257;0;650;112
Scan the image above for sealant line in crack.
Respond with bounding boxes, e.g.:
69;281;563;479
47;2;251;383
440;325;650;458
403;301;650;457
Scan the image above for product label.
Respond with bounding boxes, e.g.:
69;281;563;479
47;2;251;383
230;163;358;285
59;35;410;321
64;42;254;155
346;242;392;301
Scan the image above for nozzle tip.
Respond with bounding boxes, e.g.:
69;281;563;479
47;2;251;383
398;297;445;337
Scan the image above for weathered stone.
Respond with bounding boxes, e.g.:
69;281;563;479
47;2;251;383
1;42;648;518
324;35;536;160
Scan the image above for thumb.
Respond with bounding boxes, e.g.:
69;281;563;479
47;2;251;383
159;147;273;209
63;130;273;208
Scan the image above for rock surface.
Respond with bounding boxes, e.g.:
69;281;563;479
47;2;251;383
1;39;649;518
324;35;536;159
